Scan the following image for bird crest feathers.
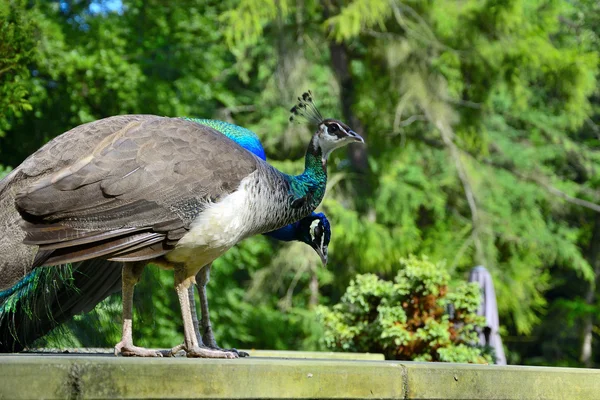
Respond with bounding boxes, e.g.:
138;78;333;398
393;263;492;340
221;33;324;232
289;91;324;125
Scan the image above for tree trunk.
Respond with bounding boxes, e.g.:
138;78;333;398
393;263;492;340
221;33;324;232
580;214;600;367
323;0;368;173
328;42;369;173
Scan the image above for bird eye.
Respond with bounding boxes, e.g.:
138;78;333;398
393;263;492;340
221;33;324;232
314;224;323;238
328;124;339;133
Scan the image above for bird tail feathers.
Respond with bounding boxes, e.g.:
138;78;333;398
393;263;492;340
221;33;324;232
0;259;122;352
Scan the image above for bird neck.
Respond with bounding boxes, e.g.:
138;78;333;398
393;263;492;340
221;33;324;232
183;117;267;160
288;135;327;210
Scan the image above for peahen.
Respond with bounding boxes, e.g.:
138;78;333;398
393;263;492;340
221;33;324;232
0;117;331;354
0;92;361;357
184;119;331;355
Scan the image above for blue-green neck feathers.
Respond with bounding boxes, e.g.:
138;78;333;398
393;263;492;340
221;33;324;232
288;139;327;210
184;117;326;211
184;118;266;160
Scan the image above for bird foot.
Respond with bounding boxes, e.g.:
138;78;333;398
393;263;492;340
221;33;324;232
202;333;249;357
210;346;249;358
114;341;164;357
187;346;238;358
171;343;239;358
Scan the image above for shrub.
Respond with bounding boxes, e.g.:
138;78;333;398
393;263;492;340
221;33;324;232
317;255;493;363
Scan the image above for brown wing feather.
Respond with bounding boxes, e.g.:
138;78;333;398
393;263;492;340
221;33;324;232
24;225;143;248
32;231;167;267
108;239;171;262
16;115;260;266
1;115;150;198
0;116;155;288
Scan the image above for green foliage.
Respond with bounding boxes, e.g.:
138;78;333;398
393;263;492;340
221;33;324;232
326;0;391;42
0;165;12;180
221;0;289;48
0;0;37;135
318;256;493;363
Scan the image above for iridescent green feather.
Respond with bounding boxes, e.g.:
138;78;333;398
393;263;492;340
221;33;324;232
0;264;76;346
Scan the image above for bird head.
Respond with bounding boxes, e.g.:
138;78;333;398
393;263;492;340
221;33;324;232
315;119;364;159
297;212;331;265
289;91;364;160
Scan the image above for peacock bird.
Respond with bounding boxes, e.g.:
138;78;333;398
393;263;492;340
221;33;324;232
0;118;331;355
183;119;331;355
0;92;358;357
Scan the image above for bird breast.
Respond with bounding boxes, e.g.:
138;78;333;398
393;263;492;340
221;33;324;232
166;167;312;267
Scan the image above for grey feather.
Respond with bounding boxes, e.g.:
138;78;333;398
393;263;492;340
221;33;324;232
13;116;261;266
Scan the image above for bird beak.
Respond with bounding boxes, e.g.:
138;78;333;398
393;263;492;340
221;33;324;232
348;130;364;143
311;243;328;265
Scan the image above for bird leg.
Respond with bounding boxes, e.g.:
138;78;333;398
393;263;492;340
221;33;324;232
193;264;249;357
196;264;216;346
114;262;164;357
186;273;247;357
188;285;203;345
173;264;237;358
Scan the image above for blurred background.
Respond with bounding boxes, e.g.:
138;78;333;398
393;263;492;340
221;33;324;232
1;0;600;367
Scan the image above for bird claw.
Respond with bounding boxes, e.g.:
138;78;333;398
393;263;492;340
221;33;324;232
189;347;238;359
168;343;186;357
201;332;249;357
234;349;250;357
215;347;249;357
114;341;163;357
172;343;239;358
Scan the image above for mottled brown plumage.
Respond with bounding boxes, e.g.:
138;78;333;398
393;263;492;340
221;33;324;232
0;116;150;288
0;116;152;289
14;115;259;268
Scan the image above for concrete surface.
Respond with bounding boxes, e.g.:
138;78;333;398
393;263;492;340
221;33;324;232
1;353;599;399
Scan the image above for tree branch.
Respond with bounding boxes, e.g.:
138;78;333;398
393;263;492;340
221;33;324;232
0;64;16;77
430;117;485;265
511;169;600;213
409;133;600;213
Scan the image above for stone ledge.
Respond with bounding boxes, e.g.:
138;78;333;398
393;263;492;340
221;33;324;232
24;348;385;361
403;362;600;399
0;354;599;399
242;350;385;360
